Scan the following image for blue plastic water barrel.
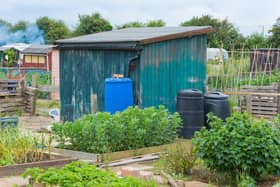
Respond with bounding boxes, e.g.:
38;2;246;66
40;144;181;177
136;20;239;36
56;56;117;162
104;78;133;114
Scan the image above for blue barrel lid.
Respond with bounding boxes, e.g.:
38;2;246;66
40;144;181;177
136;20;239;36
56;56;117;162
204;91;228;100
105;78;132;83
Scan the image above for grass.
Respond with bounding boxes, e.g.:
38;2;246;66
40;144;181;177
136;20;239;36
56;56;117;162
36;99;60;109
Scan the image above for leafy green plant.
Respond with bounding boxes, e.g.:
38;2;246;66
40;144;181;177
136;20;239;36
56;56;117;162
52;105;182;154
157;140;196;175
22;161;157;187
193;112;280;181
4;50;15;67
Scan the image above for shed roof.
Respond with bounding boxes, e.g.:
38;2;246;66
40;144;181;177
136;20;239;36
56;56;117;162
0;43;30;52
56;26;214;47
22;44;55;54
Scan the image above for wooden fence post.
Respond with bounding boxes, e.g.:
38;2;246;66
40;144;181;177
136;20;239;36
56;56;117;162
277;82;280;113
32;74;38;88
91;94;98;113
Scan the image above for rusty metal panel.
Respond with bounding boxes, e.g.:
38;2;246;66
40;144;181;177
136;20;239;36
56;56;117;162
140;35;207;112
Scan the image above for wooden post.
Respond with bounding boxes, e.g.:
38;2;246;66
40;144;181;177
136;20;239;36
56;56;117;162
277;82;280;113
91;94;98;113
246;95;252;113
31;88;37;115
32;74;38;88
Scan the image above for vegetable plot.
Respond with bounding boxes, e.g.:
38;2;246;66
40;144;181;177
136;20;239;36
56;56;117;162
0;128;52;166
52;106;182;153
22;161;157;187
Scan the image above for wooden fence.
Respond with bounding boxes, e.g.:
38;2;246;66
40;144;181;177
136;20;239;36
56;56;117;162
0;80;37;116
225;83;280;118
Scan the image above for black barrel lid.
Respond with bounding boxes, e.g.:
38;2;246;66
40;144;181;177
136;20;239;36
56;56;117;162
204;91;229;100
177;89;203;97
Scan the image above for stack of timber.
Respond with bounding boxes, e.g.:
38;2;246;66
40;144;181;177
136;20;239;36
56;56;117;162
0;80;37;115
0;80;24;115
23;86;37;115
240;83;280;118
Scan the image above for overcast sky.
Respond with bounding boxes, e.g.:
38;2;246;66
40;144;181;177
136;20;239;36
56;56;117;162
0;0;279;36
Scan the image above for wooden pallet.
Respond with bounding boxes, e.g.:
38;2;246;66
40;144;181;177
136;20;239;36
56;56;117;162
0;80;37;115
239;83;280;118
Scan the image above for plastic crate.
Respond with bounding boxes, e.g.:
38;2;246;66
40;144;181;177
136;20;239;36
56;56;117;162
0;117;19;128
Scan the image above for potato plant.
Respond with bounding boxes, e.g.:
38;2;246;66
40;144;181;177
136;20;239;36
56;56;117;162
52;105;182;153
22;161;157;187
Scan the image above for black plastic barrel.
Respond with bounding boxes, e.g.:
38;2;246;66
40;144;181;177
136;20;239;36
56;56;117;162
204;91;230;123
176;89;204;139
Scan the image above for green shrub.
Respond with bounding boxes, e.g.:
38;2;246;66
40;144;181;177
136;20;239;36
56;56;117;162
22;161;157;187
52;105;182;153
193;112;280;180
157;140;196;175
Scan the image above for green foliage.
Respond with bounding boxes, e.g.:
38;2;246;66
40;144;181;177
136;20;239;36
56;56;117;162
4;50;15;67
269;17;280;48
36;16;70;44
181;15;245;50
245;33;268;49
157;140;196;175
10;20;28;32
117;21;145;29
25;72;50;86
146;19;166;27
0;19;12;28
0;128;52;166
74;13;112;36
193;112;280;180
22;161;157;187
117;19;165;29
52;106;182;153
237;174;256;187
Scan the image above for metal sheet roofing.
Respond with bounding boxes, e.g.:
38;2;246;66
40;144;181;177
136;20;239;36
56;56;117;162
0;43;30;52
56;26;213;45
22;44;55;54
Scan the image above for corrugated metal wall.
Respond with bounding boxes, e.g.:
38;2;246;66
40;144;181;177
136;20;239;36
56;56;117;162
60;49;137;121
139;35;207;112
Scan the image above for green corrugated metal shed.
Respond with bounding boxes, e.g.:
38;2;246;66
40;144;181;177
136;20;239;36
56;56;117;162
56;26;214;121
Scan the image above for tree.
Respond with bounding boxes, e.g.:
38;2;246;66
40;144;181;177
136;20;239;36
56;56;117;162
146;19;165;27
10;20;28;32
269;17;280;48
0;19;11;28
245;33;268;49
181;15;245;50
36;17;70;44
118;19;165;29
117;21;145;29
74;13;112;36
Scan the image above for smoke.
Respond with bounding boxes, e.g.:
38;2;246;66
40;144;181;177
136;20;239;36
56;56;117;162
0;24;45;46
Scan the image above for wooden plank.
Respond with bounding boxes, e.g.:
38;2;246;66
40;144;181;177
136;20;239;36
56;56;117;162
251;102;277;107
224;91;280;96
0;96;23;101
254;114;275;119
251;106;278;111
0;103;24;108
0;157;76;177
38;85;59;92
252;110;277;115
